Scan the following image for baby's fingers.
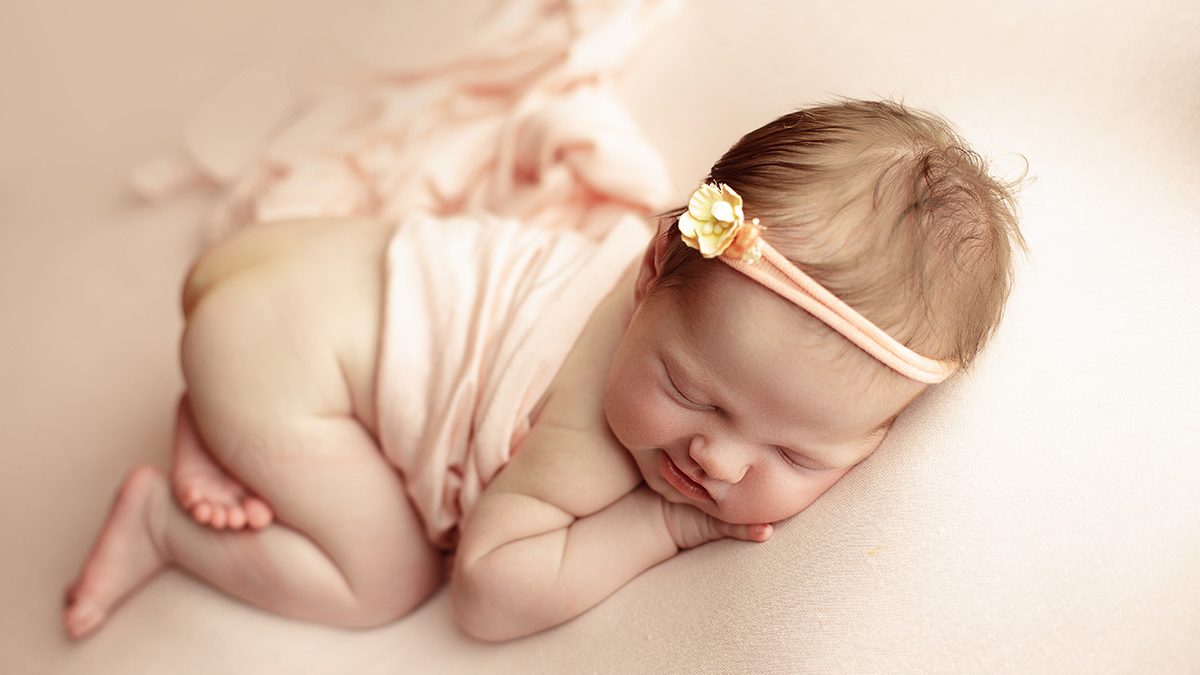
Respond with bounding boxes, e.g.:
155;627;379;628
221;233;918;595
716;521;773;542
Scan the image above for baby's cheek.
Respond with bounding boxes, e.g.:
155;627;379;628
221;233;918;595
605;367;664;437
728;473;832;524
613;391;667;447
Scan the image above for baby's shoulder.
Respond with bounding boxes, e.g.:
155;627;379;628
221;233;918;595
532;258;637;433
504;384;639;519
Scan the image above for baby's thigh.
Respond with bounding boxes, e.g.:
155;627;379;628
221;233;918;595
180;264;354;470
178;225;384;499
182;216;391;434
180;270;439;565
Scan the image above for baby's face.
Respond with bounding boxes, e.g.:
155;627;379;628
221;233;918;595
604;259;928;525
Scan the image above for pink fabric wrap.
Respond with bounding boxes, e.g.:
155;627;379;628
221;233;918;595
378;209;645;548
128;0;678;246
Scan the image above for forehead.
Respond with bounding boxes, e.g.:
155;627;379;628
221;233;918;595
657;264;913;442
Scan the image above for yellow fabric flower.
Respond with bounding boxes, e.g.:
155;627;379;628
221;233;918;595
677;182;763;262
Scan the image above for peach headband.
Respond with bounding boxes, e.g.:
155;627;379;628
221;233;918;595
678;181;958;384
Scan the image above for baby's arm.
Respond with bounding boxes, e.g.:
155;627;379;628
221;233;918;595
451;421;769;642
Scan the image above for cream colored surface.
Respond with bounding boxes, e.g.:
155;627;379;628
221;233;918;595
2;0;1198;672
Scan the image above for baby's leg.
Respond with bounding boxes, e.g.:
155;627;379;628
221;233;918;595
171;395;273;530
64;280;441;638
64;401;441;638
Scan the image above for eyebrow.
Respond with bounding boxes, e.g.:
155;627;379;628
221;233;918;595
659;351;838;470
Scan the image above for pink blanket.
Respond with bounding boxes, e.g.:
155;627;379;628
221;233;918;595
131;0;678;546
131;0;677;245
378;209;645;547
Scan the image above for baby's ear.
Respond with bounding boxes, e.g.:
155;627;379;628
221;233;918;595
634;220;671;305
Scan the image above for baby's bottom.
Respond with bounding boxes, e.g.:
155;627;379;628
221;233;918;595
63;244;441;638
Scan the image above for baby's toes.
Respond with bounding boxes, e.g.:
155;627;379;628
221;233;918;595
182;485;202;508
172;476;202;509
209;505;228;529
243;497;274;530
191;501;213;525
225;505;247;530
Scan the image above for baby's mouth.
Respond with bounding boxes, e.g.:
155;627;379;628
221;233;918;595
658;451;713;502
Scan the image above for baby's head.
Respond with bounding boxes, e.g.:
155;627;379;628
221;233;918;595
604;98;1028;525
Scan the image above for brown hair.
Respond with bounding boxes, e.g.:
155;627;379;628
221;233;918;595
647;97;1030;377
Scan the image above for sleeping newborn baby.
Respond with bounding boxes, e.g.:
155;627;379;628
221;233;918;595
63;99;1027;641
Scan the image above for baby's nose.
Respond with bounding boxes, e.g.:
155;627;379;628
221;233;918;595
688;435;750;485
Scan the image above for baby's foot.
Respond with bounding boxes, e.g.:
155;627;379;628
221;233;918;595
63;465;170;639
171;401;274;531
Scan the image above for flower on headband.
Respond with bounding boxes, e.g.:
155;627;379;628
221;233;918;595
677;182;763;263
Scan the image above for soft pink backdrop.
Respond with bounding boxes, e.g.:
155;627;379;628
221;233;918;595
3;1;1198;672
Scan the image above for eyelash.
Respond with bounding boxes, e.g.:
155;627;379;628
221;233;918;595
665;371;711;410
673;391;710;412
775;446;809;470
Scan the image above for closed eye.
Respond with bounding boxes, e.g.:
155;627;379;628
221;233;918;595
663;362;712;410
776;446;818;471
668;378;707;409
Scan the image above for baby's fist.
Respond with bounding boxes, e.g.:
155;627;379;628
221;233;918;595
659;499;772;550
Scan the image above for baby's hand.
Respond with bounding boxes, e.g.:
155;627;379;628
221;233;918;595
660;499;773;550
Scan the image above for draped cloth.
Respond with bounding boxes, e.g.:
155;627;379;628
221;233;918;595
130;0;678;246
378;210;645;548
